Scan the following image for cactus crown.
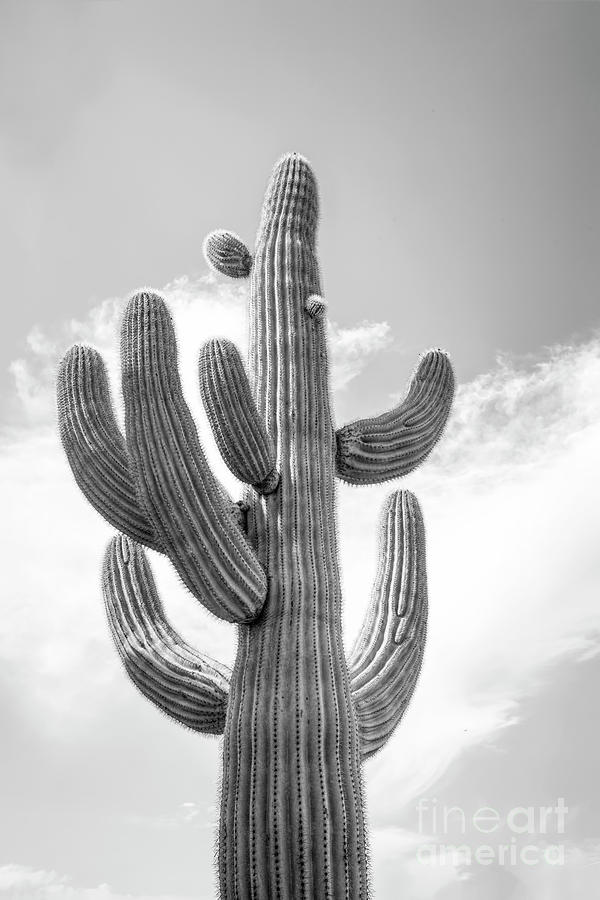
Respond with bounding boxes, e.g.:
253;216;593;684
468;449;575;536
258;152;319;240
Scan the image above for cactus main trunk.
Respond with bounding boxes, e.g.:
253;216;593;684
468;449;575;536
219;156;369;898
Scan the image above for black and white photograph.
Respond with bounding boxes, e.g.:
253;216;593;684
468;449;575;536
1;2;599;898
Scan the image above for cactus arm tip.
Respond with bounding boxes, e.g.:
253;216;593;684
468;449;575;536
349;489;428;760
336;348;455;485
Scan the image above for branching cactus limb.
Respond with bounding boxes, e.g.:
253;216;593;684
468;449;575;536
348;490;427;760
199;338;279;494
336;349;454;485
58;152;455;900
57;346;161;551
120;293;266;623
57;344;249;547
104;534;230;734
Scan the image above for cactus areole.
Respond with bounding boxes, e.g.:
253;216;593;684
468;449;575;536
57;153;455;899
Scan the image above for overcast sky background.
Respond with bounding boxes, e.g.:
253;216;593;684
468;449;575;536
1;1;599;898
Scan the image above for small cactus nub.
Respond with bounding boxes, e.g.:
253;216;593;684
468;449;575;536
203;229;252;278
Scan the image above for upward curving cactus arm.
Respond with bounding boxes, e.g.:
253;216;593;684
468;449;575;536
199;338;279;494
57;345;161;551
56;345;248;547
336;349;455;485
121;291;267;624
349;490;428;760
103;534;230;734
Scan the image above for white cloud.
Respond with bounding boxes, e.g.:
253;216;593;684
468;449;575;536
6;274;390;428
328;319;392;390
0;864;199;900
426;338;600;482
368;830;600;899
367;826;464;898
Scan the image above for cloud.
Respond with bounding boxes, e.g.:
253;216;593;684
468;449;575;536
6;274;390;428
328;319;392;390
5;275;245;429
426;338;600;483
368;828;600;899
0;864;199;900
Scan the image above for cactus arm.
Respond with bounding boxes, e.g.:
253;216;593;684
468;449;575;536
56;345;248;548
121;291;267;624
103;534;230;734
57;345;161;551
203;230;252;279
348;490;428;760
336;349;454;485
199;338;279;494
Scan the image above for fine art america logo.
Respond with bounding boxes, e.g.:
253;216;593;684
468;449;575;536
415;798;568;867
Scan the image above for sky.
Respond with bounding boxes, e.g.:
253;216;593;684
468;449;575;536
1;1;599;898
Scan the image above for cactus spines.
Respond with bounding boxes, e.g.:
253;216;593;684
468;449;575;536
104;535;230;734
58;152;454;899
199;338;279;494
203;230;253;279
336;348;454;485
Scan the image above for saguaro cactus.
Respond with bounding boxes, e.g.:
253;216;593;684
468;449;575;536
57;153;454;899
